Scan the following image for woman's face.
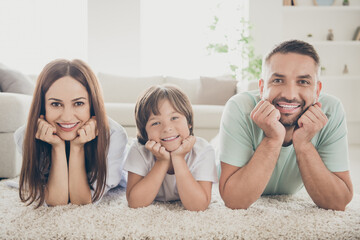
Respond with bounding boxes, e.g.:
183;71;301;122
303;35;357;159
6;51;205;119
44;76;91;141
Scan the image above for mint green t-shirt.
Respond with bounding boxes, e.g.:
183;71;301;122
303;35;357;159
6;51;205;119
219;90;349;195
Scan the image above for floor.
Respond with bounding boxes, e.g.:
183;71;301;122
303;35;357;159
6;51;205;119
349;144;360;194
1;145;359;193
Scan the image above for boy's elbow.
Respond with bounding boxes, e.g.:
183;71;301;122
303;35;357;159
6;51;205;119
127;201;150;209
184;204;208;212
184;198;210;212
224;200;251;210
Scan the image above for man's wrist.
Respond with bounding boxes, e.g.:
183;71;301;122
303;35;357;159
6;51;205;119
263;136;283;149
293;140;313;153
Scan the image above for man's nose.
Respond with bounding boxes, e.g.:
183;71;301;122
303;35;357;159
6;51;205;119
283;82;298;101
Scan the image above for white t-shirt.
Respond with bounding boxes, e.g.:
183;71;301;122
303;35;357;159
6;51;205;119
124;136;218;202
14;117;128;203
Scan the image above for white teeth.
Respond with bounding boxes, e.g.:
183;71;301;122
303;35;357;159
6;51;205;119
279;104;299;109
59;123;77;129
162;136;178;141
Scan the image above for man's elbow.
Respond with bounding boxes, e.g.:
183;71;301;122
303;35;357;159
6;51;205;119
221;192;255;210
316;193;353;211
224;199;253;210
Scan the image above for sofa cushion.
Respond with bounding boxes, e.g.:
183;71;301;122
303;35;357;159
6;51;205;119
0;93;32;132
98;73;165;103
196;76;237;105
165;76;200;104
0;63;35;95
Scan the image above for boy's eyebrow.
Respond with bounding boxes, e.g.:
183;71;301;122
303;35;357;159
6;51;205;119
148;116;157;121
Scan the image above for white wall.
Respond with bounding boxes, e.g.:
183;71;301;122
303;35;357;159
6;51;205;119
0;0;87;74
249;0;283;57
88;0;141;76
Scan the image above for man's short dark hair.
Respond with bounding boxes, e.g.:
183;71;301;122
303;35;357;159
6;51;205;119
265;39;319;65
262;40;321;80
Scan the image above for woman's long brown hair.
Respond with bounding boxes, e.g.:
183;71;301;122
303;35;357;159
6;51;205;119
19;59;109;208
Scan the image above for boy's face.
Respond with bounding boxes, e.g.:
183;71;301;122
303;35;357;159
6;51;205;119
260;52;322;127
145;99;191;152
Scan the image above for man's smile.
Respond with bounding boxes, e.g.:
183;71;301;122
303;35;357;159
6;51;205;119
275;102;301;114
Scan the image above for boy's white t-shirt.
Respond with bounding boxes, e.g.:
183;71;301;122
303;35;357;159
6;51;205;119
124;136;218;202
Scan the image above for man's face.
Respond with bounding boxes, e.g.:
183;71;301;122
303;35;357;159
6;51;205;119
260;53;322;127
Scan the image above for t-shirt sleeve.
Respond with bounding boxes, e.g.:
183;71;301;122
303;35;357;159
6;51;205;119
190;143;218;183
14;125;26;154
316;99;349;172
104;124;128;189
219;97;256;167
123;142;149;177
92;120;128;203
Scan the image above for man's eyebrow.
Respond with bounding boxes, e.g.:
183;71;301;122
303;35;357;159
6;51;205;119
271;73;286;78
297;74;312;79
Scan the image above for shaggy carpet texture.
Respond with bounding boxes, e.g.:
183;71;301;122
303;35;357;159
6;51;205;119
0;179;359;240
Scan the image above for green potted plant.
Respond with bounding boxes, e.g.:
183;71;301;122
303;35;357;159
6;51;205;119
207;13;262;90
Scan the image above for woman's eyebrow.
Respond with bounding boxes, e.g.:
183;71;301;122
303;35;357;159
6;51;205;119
72;97;87;102
48;97;62;101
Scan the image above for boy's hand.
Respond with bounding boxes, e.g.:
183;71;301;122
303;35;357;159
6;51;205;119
145;140;171;162
35;115;64;147
251;100;286;143
71;116;98;147
293;102;328;146
171;135;196;159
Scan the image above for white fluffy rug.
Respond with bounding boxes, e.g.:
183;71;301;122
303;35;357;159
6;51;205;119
1;179;359;240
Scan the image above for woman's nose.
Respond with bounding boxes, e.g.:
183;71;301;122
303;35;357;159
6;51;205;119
61;107;74;121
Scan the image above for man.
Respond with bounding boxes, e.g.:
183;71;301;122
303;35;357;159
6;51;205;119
219;40;353;211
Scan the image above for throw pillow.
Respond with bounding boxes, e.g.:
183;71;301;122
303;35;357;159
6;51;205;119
0;63;35;95
97;73;165;103
196;77;237;105
165;77;200;104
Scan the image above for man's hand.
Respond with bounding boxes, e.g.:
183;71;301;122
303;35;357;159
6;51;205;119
71;116;98;147
171;135;196;159
293;102;328;146
251;100;285;143
145;140;171;162
35;115;64;147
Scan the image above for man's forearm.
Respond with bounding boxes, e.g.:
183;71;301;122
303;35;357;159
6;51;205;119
295;142;353;211
221;137;282;209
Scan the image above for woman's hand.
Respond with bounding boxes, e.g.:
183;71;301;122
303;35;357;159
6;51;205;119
35;115;64;147
71;116;98;148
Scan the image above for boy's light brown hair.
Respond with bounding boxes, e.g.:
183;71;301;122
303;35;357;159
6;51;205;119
135;85;194;145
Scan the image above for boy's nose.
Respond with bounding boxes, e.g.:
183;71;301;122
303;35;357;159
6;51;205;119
162;122;173;132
